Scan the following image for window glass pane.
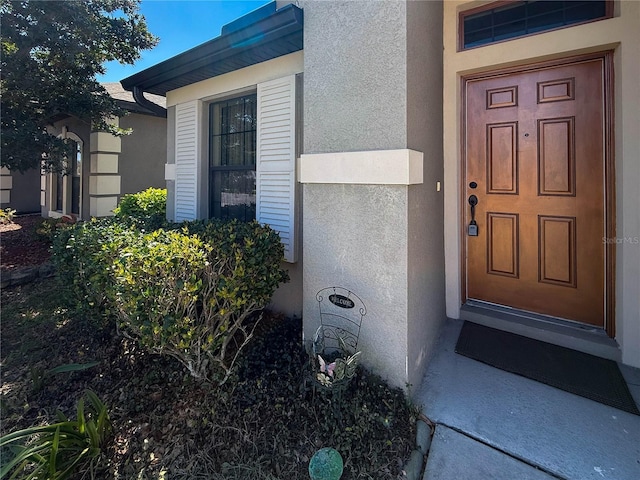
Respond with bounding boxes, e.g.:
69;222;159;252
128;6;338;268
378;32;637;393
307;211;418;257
528;11;564;32
526;1;562;18
244;130;256;164
465;27;494;48
222;133;239;166
462;0;609;49
493;2;526;27
209;93;257;220
56;174;63;211
210;94;257;167
243;96;257;131
221;133;254;167
494;19;526;41
465;10;493;34
73;141;81;178
71;177;80;215
565;1;606;23
210;103;222;136
222;99;244;134
210;170;256;221
211;135;222;167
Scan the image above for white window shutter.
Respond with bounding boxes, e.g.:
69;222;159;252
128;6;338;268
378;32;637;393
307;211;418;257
174;100;200;222
257;75;297;263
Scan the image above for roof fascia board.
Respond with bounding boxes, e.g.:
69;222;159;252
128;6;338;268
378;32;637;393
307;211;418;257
121;4;302;93
165;50;303;107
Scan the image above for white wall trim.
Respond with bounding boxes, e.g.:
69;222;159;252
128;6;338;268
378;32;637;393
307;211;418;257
164;163;176;181
299;149;423;185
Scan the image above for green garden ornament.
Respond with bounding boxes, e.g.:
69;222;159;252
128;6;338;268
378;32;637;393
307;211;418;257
309;447;343;480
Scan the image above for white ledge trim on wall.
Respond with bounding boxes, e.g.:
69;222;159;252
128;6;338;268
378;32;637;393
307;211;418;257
165;163;176;181
299;149;423;185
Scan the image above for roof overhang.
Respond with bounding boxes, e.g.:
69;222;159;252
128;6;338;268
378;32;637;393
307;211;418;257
120;2;303;97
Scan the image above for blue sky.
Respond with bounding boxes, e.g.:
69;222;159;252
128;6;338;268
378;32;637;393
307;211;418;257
98;0;271;84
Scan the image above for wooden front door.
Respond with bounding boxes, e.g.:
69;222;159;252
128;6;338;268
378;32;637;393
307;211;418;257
465;58;608;328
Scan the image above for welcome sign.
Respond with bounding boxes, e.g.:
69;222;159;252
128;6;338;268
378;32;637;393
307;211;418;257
329;294;355;309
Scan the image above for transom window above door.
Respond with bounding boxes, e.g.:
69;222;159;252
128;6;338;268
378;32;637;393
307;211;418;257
208;94;257;221
460;1;612;50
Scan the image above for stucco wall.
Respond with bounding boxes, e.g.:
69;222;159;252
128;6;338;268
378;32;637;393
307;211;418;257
119;113;167;196
303;183;410;384
302;1;407;152
406;0;444;389
442;1;640;368
1;168;40;214
302;0;445;390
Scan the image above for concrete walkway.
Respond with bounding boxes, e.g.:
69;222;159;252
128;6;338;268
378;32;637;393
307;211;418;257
415;319;640;480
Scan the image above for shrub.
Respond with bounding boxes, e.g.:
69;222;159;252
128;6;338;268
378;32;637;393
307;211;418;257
51;218;136;316
35;216;76;243
0;208;16;224
112;220;289;385
113;187;167;230
52;213;289;384
0;390;111;480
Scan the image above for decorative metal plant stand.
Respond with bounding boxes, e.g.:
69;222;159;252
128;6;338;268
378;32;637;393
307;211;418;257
314;286;367;355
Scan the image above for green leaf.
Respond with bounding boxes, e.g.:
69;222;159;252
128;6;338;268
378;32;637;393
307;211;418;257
1;1;159;172
49;426;60;476
45;361;100;377
77;399;86;435
85;421;99;449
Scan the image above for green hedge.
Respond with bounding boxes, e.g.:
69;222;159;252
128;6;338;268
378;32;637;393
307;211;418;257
52;218;134;317
52;218;289;384
113;187;167;230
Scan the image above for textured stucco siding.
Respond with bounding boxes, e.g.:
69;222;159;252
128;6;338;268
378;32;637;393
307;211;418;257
405;0;445;389
303;183;410;384
1;168;41;213
303;0;408;153
302;0;445;389
119;113;167;196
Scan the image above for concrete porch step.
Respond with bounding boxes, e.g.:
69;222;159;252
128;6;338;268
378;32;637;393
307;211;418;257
460;302;621;362
415;318;640;480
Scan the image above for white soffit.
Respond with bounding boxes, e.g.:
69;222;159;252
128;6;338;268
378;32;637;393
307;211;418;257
299;149;424;185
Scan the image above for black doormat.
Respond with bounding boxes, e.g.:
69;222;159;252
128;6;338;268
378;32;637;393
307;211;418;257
455;321;640;416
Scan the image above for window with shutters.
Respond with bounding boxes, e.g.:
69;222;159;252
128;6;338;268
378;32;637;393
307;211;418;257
208;94;257;221
175;74;297;261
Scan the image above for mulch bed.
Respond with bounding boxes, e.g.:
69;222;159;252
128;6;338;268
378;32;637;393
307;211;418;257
0;222;417;479
0;215;52;271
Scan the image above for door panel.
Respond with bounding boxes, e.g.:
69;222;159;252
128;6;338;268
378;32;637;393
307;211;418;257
465;59;606;327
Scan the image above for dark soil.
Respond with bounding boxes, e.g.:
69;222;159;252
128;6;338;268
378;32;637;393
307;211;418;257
0;215;52;271
1;280;417;479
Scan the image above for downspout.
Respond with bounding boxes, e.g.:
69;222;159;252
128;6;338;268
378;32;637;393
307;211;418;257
132;86;167;118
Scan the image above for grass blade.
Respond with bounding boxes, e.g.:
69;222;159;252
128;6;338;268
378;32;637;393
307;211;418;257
76;399;85;435
49;426;60;477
